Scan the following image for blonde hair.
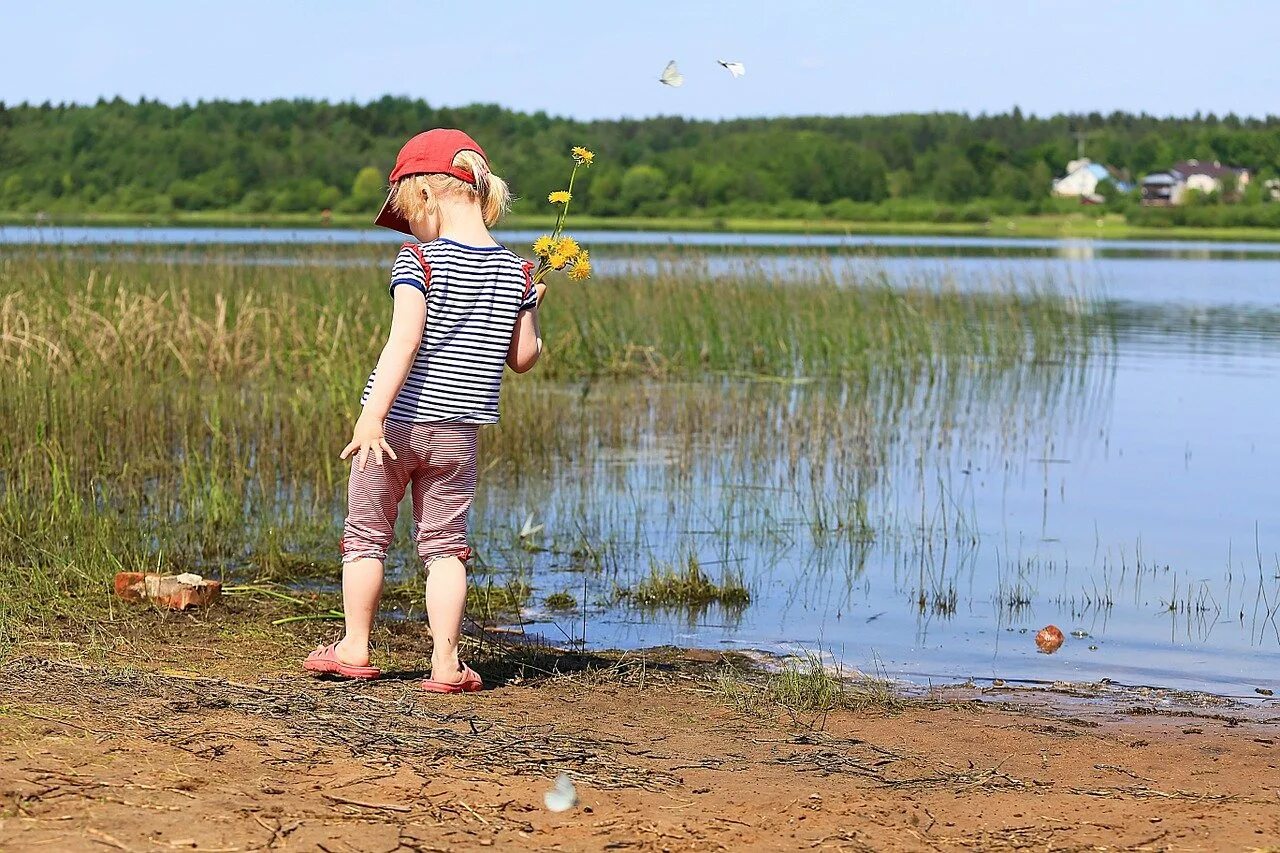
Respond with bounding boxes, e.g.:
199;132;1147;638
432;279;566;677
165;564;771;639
390;149;510;227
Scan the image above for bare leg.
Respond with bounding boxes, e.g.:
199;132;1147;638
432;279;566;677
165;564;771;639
336;557;384;667
424;555;467;683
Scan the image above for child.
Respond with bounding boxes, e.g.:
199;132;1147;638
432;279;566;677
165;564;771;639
304;129;544;692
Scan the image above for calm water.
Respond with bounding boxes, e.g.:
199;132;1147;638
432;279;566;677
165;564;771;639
9;226;1279;695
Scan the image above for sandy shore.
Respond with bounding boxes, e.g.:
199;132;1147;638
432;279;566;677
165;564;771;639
2;612;1278;851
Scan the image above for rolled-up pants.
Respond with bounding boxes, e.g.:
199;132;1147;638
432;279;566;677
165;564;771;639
340;420;478;567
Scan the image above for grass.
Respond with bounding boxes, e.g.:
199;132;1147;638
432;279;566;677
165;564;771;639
544;591;577;611
0;245;1104;648
6;209;1280;242
616;556;750;610
717;652;903;716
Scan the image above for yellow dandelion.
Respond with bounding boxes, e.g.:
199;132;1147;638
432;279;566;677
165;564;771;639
548;190;572;204
568;260;592;281
555;236;580;259
549;253;569;270
532;235;555;257
571;146;595;166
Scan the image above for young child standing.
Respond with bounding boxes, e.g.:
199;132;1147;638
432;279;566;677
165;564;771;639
304;129;544;692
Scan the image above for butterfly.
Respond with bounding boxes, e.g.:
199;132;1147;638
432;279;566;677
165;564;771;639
717;60;745;78
658;60;684;87
544;773;578;812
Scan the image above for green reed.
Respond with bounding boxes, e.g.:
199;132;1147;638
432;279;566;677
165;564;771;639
0;245;1107;645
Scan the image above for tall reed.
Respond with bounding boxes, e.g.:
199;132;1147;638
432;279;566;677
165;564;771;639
0;246;1108;645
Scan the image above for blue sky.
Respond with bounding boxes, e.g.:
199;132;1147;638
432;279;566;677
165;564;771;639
2;1;1275;120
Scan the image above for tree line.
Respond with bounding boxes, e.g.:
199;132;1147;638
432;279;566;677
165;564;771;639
3;96;1280;225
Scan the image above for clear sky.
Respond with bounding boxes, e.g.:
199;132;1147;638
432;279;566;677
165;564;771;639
2;0;1275;120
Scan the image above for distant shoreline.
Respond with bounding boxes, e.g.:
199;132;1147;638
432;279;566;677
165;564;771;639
4;210;1280;243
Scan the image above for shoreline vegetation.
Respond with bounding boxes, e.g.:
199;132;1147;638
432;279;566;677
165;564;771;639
0;248;1104;651
7;98;1280;245
5;208;1280;242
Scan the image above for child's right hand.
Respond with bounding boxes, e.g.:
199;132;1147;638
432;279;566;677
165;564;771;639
340;413;398;471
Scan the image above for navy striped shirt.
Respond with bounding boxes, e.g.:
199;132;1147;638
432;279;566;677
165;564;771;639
361;238;536;424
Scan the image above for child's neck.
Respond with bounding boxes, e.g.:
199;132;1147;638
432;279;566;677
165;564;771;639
436;203;497;248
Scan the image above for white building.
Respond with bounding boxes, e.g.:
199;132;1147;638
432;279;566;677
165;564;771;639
1052;159;1131;199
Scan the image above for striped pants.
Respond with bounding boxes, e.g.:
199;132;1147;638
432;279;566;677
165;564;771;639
340;420;478;566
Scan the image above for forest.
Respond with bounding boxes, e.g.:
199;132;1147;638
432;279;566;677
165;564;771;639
3;96;1280;226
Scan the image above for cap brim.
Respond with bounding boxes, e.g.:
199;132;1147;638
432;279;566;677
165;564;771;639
373;188;413;235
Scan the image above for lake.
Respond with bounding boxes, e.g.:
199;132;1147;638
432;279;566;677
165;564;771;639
5;226;1278;696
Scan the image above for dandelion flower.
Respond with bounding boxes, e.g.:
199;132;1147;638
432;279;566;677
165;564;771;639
548;190;572;204
555;236;580;259
571;147;595;166
549;253;569;270
532;235;555;257
568;260;592;281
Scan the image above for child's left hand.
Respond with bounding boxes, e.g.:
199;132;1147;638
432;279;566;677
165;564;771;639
340;413;398;471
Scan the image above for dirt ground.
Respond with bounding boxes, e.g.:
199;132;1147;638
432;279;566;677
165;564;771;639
2;610;1279;852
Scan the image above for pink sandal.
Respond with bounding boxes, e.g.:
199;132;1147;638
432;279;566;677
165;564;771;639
303;642;381;680
421;663;484;694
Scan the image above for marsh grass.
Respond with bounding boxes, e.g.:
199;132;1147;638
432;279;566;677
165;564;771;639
544;591;577;611
0;245;1105;647
717;652;903;716
616;556;750;610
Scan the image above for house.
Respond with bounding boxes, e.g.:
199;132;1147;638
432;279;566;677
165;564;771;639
1140;160;1252;205
1172;160;1250;198
1052;158;1132;201
1140;169;1185;206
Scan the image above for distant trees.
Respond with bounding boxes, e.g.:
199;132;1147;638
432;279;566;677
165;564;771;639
1;97;1279;223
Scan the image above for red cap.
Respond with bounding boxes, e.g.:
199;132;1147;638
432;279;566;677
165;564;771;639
374;129;489;234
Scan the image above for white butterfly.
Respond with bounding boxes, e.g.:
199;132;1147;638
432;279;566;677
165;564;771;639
519;513;544;539
544;773;578;812
659;60;684;87
717;60;745;78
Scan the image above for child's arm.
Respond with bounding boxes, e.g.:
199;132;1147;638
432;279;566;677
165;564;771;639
506;283;546;373
340;288;427;470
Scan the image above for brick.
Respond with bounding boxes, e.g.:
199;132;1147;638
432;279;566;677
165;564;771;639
114;572;222;610
113;572;147;602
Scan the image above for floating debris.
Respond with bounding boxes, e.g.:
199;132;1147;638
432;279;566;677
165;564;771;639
1035;625;1065;654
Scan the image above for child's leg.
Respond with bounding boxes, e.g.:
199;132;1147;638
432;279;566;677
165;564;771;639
412;423;479;683
423;555;468;680
337;423;415;666
338;557;385;666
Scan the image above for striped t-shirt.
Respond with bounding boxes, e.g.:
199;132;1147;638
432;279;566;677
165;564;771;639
361;238;537;424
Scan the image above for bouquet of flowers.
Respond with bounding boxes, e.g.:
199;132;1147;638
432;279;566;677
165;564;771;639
531;147;594;285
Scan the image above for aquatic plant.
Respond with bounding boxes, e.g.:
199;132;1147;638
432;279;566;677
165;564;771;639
0;245;1105;647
